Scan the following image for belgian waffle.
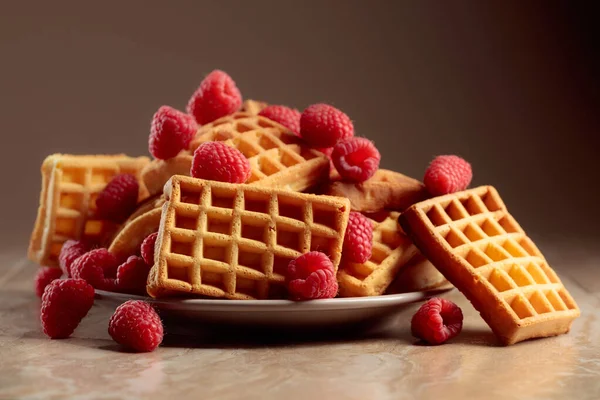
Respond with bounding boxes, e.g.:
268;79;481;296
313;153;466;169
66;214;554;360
147;175;351;300
399;185;580;345
28;154;150;266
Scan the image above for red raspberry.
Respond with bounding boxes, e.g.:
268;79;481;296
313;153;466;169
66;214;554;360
186;70;242;125
59;240;91;277
332;137;381;182
258;105;301;135
108;300;163;352
116;256;152;296
343;212;374;264
317;147;333;158
40;278;95;339
191;141;251;183
286;251;338;301
423;155;473;196
149;105;198;160
71;248;119;290
95;174;139;223
299;103;354;148
411;298;464;345
140;232;158;266
34;267;63;298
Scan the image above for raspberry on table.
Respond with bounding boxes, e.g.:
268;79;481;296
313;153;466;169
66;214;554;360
149;105;198;160
299;103;354;148
286;251;338;301
116;256;152;296
411;297;464;345
71;248;119;290
343;212;374;264
423;155;472;196
140;232;158;266
331;137;381;182
95;174;139;223
186;70;242;125
40;278;95;339
34;267;63;298
191;141;251;183
258;105;301;135
108;300;163;352
59;240;91;278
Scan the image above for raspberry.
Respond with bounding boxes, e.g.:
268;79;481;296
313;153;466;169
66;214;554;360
332;137;381;182
34;267;63;298
411;298;464;345
317;147;334;158
71;248;119;290
95;174;139;223
286;251;338;301
423;155;473;196
108;300;163;352
116;256;152;296
140;232;158;266
191;141;251;183
40;279;95;339
300;104;354;148
149;105;198;160
258;105;301;135
343;212;373;264
186;70;242;125
58;240;91;277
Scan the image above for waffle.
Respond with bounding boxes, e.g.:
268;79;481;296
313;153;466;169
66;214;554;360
326;169;429;212
147;175;351;300
399;185;580;345
386;256;449;294
28;154;150;267
240;99;268;115
337;211;425;297
141;112;330;197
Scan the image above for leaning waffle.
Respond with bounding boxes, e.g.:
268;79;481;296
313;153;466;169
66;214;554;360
28;154;150;266
326;169;429;212
399;185;580;345
147;175;351;300
338;211;424;297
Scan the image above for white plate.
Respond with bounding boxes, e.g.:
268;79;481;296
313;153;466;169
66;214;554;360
95;287;454;332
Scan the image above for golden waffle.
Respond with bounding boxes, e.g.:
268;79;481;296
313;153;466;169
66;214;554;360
147;175;351;300
337;211;425;297
240;99;268;115
326;169;429;212
141;112;330;197
399;185;580;345
28;154;150;267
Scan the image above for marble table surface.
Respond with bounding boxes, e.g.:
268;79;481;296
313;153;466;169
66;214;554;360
0;243;598;400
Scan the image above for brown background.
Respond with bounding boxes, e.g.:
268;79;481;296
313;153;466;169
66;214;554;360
1;1;598;254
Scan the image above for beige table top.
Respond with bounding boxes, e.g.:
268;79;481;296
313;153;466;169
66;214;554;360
0;243;598;400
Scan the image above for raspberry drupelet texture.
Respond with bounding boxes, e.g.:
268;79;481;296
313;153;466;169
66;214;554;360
258;105;301;135
116;256;152;296
34;267;63;298
423;155;473;196
95;174;139;223
411;297;464;345
59;240;91;278
300;103;354;148
343;212;374;264
40;278;95;339
71;248;119;290
149;105;198;160
286;251;338;301
191;141;251;183
186;70;242;125
108;300;164;352
140;232;158;266
332;137;381;182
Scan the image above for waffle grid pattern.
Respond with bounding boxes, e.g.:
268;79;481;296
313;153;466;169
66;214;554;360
149;176;350;300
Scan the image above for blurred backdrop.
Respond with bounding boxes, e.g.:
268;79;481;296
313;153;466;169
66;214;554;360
0;1;598;253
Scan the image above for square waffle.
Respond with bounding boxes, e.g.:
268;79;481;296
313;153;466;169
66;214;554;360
399;185;580;345
147;175;351;300
337;211;422;297
28;154;150;267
